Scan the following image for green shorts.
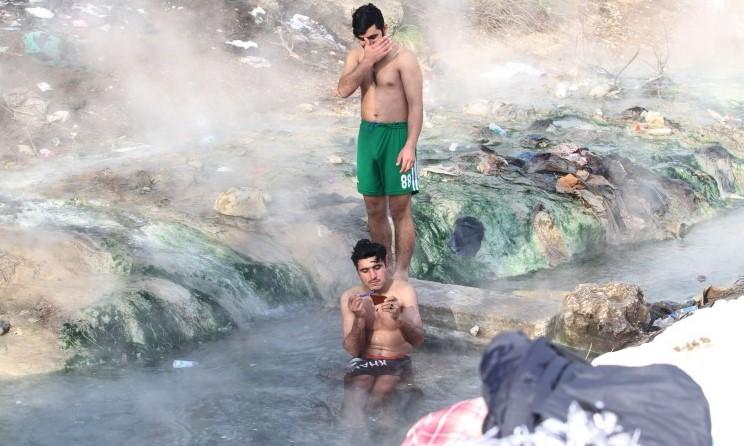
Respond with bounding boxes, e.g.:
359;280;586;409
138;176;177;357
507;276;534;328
356;120;419;196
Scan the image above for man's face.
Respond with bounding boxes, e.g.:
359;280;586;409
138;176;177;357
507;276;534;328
356;25;385;48
356;256;387;290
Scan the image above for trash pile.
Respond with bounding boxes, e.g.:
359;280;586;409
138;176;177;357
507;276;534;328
412;102;744;283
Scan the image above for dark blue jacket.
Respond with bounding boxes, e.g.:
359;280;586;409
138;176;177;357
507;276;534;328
480;332;712;446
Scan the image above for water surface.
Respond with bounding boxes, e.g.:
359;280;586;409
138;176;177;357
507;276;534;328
0;308;482;446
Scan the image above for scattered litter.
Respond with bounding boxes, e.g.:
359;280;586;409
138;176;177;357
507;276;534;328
73;3;109;18
251;6;266;24
23;31;62;63
137;8;146;14
36;82;53;92
288;14;313;31
25;7;55;19
449;143;458;152
216;166;231;172
2;88;48;127
469;325;480;337
0;47;8;53
172;359;198;368
17;145;35;156
641;110;665;127
327;155;343;164
0;320;11;336
652;305;698;329
286;14;341;48
239;56;270;68
421;165;459;177
72;19;88;27
39;148;54;158
225;39;257;50
99;24;111;32
298;103;314;113
47;110;69;123
590;84;612;98
488;122;507;136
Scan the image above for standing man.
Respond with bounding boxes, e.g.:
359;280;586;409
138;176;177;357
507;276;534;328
340;239;424;423
335;3;424;280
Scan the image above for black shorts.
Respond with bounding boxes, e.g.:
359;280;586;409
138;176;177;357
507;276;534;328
344;356;413;383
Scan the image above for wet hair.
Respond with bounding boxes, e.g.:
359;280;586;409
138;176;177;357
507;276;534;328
352;3;384;38
350;239;387;267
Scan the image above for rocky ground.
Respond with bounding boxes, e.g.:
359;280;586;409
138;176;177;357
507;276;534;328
1;0;743;375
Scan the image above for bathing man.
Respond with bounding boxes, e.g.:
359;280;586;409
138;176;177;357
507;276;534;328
340;239;424;421
335;3;424;280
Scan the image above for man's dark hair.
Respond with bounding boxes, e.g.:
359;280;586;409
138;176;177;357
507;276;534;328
352;3;384;38
351;239;387;267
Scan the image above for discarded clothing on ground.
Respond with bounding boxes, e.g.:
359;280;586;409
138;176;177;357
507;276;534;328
450;216;486;257
459;400;642;446
480;332;712;446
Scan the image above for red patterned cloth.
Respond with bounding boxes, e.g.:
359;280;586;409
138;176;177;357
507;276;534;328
402;397;487;446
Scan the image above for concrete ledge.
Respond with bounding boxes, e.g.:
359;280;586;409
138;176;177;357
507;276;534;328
413;279;561;343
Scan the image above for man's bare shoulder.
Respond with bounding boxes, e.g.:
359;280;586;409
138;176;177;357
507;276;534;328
390;279;417;300
396;48;420;66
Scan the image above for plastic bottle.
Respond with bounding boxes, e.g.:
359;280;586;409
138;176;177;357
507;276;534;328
173;359;199;368
488;123;508;136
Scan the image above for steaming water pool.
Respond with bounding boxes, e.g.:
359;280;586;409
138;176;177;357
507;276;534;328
0;308;482;446
487;206;744;302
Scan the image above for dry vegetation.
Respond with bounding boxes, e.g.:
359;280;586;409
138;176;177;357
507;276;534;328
468;0;555;35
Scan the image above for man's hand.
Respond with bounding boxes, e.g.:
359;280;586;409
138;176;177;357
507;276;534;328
396;144;416;173
380;296;402;320
348;295;368;319
362;36;392;65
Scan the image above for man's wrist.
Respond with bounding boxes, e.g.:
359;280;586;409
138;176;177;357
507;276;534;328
359;55;374;70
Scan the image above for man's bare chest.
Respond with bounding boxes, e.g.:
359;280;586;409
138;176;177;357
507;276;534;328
362;61;401;90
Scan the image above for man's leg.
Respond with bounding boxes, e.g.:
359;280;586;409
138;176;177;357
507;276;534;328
364;195;393;263
367;374;400;411
342;374;374;425
388;194;414;280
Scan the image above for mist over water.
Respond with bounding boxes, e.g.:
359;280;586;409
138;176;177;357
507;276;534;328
0;309;482;445
1;0;744;444
488;206;744;302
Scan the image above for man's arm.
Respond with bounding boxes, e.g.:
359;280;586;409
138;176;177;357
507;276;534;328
396;51;424;173
341;292;368;357
336;49;368;98
384;284;425;347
